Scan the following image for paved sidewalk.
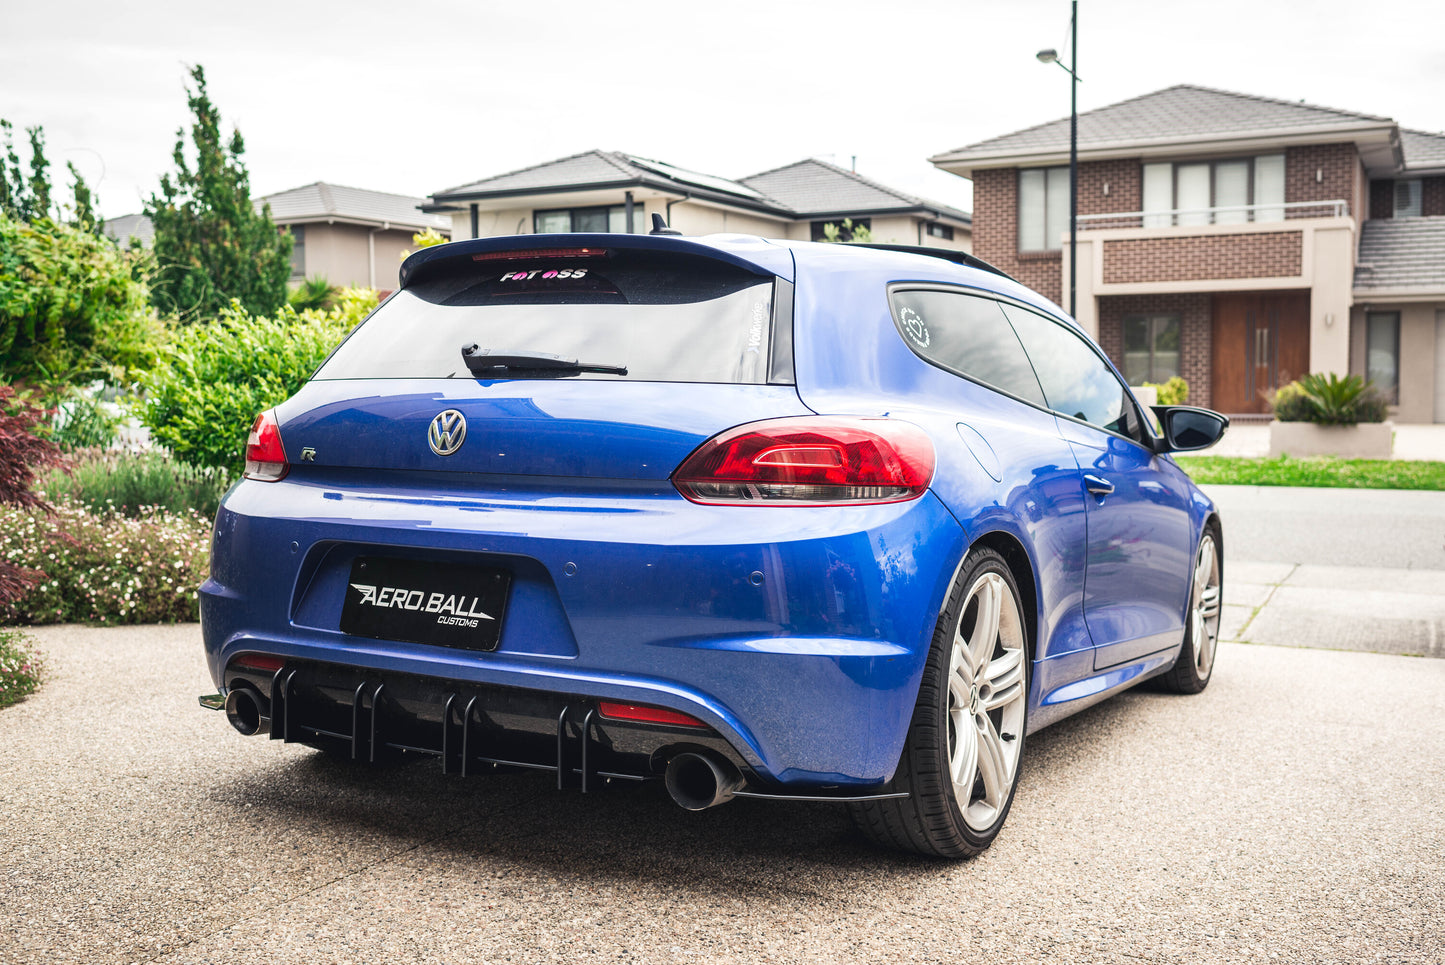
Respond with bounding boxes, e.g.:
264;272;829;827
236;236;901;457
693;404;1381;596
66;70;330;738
1203;484;1445;656
1203;422;1445;460
1220;562;1445;656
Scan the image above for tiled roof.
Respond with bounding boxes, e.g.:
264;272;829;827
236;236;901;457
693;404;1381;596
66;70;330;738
102;213;154;247
1354;216;1445;293
1401;129;1445;171
740;158;970;222
434;150;650;198
432;150;973;223
259;182;449;230
935;84;1394;161
433;149;768;207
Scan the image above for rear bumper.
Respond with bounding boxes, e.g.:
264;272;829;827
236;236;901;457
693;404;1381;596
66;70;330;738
201;470;966;787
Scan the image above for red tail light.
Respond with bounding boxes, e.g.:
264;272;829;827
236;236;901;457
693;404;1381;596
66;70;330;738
598;701;708;728
229;653;285;673
673;417;935;505
244;409;289;482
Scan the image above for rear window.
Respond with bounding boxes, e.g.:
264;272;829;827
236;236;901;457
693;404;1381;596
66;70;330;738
313;249;784;384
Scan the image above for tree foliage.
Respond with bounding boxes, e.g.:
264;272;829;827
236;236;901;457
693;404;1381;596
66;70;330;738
145;65;292;320
138;289;376;474
2;119;99;228
0;208;160;385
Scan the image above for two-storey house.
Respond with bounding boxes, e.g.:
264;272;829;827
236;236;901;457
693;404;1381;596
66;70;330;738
931;85;1445;423
425;151;972;253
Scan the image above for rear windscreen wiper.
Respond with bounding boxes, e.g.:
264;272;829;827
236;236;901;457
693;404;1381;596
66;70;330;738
461;344;627;377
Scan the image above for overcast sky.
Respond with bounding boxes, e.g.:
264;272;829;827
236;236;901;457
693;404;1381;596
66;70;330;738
3;0;1442;222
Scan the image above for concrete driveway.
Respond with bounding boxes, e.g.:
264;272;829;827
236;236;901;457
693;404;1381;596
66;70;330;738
4;619;1443;964
4;483;1444;964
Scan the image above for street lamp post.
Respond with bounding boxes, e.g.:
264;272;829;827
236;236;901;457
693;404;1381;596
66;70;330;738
1037;0;1079;319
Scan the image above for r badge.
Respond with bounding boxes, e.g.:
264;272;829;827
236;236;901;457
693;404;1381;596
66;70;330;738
428;409;467;456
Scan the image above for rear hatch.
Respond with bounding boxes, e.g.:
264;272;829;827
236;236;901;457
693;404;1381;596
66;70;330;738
274;236;806;480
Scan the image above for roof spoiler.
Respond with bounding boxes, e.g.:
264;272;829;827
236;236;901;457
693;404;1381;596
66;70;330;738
397;232;794;289
851;243;1015;282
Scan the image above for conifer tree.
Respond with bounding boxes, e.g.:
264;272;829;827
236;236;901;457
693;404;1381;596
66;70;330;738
146;65;291;320
66;161;99;232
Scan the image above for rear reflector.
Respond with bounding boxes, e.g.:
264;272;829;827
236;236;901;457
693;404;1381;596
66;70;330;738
229;653;285;673
471;248;607;262
244;409;288;482
598;701;708;728
673;417;935;505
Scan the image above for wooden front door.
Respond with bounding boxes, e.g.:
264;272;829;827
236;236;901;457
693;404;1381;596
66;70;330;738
1211;293;1310;413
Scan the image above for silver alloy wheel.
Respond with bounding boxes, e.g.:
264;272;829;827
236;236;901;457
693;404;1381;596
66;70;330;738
946;570;1028;832
1191;534;1222;678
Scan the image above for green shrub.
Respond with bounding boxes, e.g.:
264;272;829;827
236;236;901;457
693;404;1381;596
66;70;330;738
1273;373;1387;426
1271;381;1314;422
0;497;211;625
0;628;43;709
34;448;231;519
288;276;340;312
0;210;159;386
137;289;374;474
1298;372;1379;425
1143;376;1189;406
35;383;122;451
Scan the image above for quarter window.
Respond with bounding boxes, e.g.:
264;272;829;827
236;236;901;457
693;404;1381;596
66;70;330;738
1018;167;1069;251
1122;314;1181;385
889;289;1046;407
999;303;1133;437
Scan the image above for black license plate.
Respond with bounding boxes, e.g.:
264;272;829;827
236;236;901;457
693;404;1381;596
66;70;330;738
340;556;511;651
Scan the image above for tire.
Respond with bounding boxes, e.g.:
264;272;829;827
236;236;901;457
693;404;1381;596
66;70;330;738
1158;524;1223;695
852;547;1030;858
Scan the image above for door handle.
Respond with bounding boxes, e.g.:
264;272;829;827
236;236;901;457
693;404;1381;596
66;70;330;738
1083;474;1114;496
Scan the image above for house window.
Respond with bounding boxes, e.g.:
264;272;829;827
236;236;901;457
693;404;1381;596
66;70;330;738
925;222;954;240
810;218;871;242
1366;311;1400;404
1122;314;1181;385
288;226;305;278
534;204;640;234
1393;180;1422;218
1142;154;1285;226
1018;167;1068;251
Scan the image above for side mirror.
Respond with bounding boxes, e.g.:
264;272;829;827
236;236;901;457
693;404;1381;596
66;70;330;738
1151;405;1229;453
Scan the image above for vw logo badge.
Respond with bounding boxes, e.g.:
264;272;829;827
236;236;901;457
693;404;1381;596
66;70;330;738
428;409;467;456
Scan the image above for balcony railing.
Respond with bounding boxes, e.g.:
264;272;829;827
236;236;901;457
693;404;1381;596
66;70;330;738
1077;199;1350;231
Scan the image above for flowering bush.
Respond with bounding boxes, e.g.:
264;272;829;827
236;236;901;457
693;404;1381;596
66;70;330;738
0;628;43;709
0;497;211;625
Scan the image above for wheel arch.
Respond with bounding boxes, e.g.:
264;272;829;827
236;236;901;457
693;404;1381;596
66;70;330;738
967;530;1040;664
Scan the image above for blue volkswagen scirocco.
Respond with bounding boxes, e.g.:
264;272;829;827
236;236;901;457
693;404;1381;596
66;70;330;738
199;232;1226;858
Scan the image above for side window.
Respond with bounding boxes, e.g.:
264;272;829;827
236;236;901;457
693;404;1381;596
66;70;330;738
999;302;1136;438
889;289;1046;407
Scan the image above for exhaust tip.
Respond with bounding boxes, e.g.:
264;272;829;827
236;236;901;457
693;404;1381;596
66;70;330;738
664;752;744;811
224;688;266;737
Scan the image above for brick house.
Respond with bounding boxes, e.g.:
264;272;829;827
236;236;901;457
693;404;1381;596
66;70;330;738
426;151;971;252
931;85;1445;422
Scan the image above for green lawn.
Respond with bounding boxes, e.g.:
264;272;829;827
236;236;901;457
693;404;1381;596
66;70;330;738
1172;455;1445;490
